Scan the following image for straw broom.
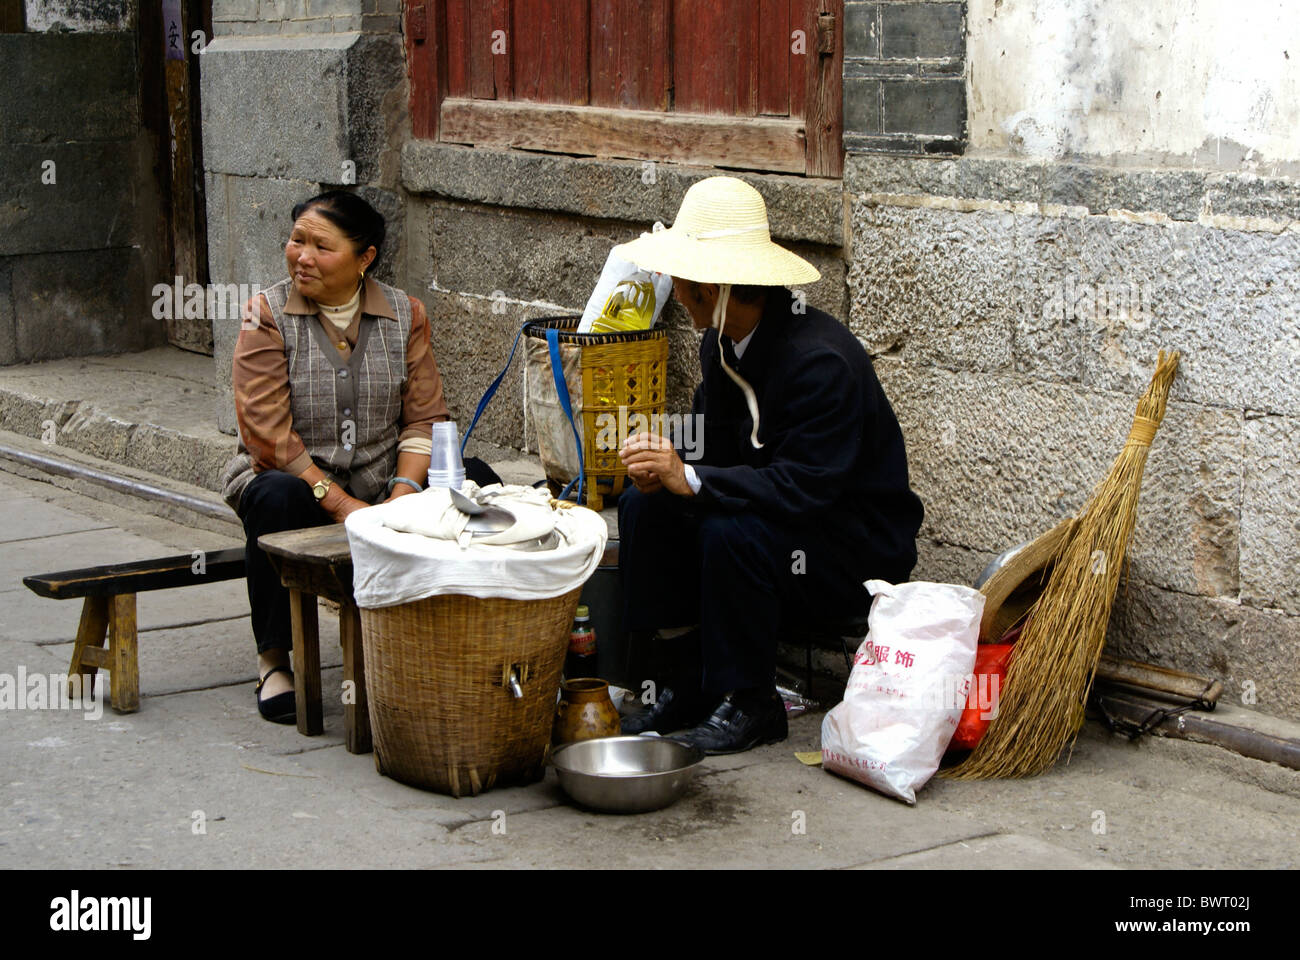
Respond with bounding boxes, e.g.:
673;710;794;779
944;350;1181;779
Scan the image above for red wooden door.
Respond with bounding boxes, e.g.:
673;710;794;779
405;0;842;177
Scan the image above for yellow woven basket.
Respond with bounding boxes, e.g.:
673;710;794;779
525;317;669;511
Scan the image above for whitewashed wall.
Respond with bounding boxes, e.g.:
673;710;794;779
967;0;1300;171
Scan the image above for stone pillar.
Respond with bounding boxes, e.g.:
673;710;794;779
201;1;407;434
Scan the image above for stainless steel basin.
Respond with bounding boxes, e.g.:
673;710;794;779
551;736;705;814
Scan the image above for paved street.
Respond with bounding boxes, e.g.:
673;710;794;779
1;467;1297;870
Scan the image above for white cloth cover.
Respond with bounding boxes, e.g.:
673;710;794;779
345;483;608;609
820;579;984;804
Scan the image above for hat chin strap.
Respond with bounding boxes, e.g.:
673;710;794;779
712;283;764;450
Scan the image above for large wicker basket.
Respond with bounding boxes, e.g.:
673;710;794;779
359;587;583;797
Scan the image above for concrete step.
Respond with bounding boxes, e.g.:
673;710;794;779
0;347;234;493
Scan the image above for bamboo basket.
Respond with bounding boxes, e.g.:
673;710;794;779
525;317;669;511
360;587;583;797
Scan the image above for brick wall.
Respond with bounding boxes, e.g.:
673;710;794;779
842;0;967;155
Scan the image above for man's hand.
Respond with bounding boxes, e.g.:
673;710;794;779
620;432;693;497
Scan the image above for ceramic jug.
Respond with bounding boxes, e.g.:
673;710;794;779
553;678;621;745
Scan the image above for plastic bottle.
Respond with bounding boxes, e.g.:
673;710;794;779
565;605;597;679
590;278;656;333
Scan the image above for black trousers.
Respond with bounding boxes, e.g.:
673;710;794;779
237;459;501;654
617;488;876;696
236;471;331;655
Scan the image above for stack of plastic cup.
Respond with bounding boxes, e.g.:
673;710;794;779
428;420;466;490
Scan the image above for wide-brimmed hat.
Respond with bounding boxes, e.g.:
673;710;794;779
613;176;820;286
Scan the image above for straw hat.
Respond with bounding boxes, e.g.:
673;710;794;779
613;176;820;286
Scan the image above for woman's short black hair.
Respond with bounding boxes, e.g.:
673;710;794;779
291;190;385;262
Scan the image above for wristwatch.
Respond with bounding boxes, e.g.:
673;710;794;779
311;477;333;501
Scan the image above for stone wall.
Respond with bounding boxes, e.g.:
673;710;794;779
0;8;166;366
864;0;1300;721
23;1;132;32
213;0;400;37
847;153;1300;721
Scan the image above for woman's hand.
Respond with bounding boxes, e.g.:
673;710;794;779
319;484;369;522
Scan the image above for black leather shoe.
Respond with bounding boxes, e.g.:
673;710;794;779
620;686;713;735
671;689;788;755
255;665;296;724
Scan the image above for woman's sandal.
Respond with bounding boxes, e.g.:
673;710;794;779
255;665;297;724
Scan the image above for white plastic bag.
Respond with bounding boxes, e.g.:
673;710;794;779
577;249;673;333
820;579;984;804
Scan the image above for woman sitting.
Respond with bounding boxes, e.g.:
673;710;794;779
221;190;497;723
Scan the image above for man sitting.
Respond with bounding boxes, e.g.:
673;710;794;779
614;176;924;755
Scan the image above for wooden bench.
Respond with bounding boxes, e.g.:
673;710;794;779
22;548;247;713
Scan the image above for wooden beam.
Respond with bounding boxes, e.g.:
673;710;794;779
405;1;440;139
109;594;139;713
340;602;372;754
290;588;324;737
161;0;210;354
79;647;112;669
1095;691;1300;771
68;596;110;696
440;97;807;173
0;0;24;32
803;0;844;177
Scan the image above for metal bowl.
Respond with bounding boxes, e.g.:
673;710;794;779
551;736;705;814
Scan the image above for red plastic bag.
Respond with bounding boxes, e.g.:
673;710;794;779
949;643;1014;750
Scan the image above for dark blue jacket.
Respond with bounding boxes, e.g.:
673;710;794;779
689;289;923;583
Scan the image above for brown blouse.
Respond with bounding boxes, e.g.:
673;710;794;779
232;276;449;477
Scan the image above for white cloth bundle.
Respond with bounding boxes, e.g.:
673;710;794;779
345;483;608;609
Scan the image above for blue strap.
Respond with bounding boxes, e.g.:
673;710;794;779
545;327;585;503
461;320;530;455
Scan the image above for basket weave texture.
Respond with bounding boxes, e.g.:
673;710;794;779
360;587;583;797
525;317;668;511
